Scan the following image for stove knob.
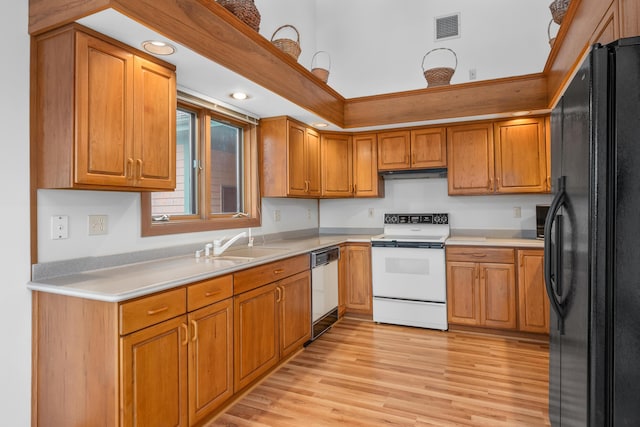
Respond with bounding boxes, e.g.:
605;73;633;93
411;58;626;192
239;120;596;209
385;215;398;224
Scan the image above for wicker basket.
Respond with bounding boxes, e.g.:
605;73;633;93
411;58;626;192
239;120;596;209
549;0;570;25
422;48;457;87
548;19;557;48
217;0;261;32
311;51;330;83
271;25;301;60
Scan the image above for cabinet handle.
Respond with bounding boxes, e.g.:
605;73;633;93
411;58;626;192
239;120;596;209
204;290;221;298
273;268;285;274
180;323;189;346
146;306;169;316
353;183;357;193
547;176;551;191
126;158;134;179
275;286;282;303
412;153;416;165
405;154;409;164
305;180;310;192
136;159;143;179
191;319;198;342
489;177;494;190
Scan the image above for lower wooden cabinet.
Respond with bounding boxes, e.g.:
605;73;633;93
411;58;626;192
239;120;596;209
234;269;311;391
121;315;189;427
446;246;549;335
517;249;550;333
342;243;373;315
446;247;517;330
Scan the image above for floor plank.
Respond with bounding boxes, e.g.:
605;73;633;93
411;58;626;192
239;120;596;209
208;318;550;426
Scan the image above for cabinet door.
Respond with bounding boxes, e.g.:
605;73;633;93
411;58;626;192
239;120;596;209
446;261;481;325
121;315;188;427
517;249;550;333
279;270;311;357
480;263;517;329
75;32;133;187
234;283;279;391
133;56;176;190
377;130;411;170
410;127;446;168
321;133;353;197
306;128;322;196
494;118;547;194
187;299;233;425
345;244;372;314
353;133;384;197
447;123;494;195
287;121;308;196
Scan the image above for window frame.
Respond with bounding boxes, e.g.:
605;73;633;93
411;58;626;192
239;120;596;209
141;100;261;236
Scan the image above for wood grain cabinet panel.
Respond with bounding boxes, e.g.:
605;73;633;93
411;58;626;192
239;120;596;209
121;315;189;427
410;127;447;168
187;298;233;424
352;133;384;198
377;130;411;170
517;249;550;334
34;24;176;191
493;118;548;194
321;133;353;197
344;243;373;315
446;246;517;330
447;123;495;195
278;271;312;357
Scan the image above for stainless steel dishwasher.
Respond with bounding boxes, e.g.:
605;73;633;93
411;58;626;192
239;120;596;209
309;246;340;341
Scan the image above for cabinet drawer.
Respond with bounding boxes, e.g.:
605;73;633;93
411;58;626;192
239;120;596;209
234;254;310;295
120;288;186;335
187;274;233;312
446;246;515;264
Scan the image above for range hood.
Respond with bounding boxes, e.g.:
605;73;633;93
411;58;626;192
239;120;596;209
380;168;448;180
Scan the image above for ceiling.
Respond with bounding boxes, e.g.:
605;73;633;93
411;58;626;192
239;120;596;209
77;0;548;131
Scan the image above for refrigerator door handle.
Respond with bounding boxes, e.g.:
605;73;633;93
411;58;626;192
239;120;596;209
544;176;566;333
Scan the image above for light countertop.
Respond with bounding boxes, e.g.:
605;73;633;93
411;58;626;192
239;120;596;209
445;235;544;248
27;234;372;302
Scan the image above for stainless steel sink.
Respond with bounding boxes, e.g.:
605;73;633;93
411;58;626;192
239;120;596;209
212;246;288;261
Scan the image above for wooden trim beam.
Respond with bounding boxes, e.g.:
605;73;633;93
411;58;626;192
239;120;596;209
343;74;548;128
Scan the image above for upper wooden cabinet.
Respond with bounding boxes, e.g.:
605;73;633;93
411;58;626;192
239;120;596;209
353;134;384;198
260;116;321;198
321;133;353;198
377;127;446;171
447;117;549;195
33;24;176;191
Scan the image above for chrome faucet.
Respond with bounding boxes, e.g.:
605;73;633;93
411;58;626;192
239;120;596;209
212;231;247;256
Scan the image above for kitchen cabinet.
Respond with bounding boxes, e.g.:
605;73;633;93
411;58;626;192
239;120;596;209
337;243;348;317
233;255;310;391
377;127;446;171
343;243;373;316
447;117;548;195
260;116;321;197
446;247;517;329
321;133;353;197
352;133;385;198
34;24;176;191
517;249;550;334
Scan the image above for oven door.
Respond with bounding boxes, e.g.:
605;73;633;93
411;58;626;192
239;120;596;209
371;246;446;302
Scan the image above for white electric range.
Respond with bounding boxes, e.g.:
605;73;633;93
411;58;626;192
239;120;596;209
371;213;449;330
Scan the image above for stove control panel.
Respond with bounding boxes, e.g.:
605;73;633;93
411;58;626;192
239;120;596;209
383;213;448;225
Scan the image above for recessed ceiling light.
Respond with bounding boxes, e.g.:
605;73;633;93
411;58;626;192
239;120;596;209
231;92;249;100
141;40;176;55
312;122;329;128
512;110;531;116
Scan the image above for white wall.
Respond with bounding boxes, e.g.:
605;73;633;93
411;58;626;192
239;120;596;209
320;178;552;233
37;192;318;262
0;0;32;424
314;0;551;97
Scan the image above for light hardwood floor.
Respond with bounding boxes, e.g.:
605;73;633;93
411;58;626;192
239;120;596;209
208;318;550;426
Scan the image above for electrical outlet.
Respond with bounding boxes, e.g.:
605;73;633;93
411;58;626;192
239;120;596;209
88;215;108;235
307;208;312;220
469;68;477;80
51;215;69;240
368;208;374;218
513;207;522;218
274;210;281;222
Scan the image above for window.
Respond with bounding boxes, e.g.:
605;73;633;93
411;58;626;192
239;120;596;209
141;97;260;236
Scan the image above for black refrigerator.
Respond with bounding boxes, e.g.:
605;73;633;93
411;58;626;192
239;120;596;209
545;37;640;426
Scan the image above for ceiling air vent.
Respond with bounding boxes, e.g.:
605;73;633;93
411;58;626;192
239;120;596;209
435;13;460;41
